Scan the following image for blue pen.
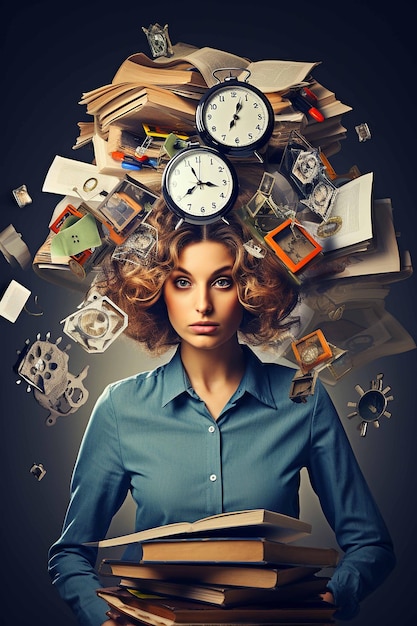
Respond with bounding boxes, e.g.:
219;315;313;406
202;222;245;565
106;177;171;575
111;151;143;170
121;160;142;170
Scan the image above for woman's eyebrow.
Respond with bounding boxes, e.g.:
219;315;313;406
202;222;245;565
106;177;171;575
172;266;191;275
172;265;233;277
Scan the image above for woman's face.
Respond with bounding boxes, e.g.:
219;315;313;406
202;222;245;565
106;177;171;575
163;240;243;352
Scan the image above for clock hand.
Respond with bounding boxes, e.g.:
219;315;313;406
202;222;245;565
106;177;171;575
190;166;201;182
229;98;243;129
181;184;198;199
200;181;219;187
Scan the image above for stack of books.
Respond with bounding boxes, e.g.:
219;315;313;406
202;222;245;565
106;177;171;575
73;41;353;195
93;509;339;625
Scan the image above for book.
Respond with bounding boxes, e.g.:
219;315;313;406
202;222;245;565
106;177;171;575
139;538;339;568
78;42;317;136
106;125;167;160
112;53;208;89
302;197;403;282
117;575;330;607
99;559;320;589
91;126;165;195
294;81;352;155
96;587;337;625
86;509;312;549
72;120;94;149
122;43;319;93
301;172;374;258
95;84;198;134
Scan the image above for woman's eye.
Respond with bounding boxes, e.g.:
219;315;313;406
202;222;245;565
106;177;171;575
174;278;191;288
214;277;233;288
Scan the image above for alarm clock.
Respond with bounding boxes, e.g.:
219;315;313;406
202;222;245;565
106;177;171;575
162;145;239;225
196;72;274;158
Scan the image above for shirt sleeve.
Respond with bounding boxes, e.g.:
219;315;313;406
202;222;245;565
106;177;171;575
48;385;131;626
307;381;396;620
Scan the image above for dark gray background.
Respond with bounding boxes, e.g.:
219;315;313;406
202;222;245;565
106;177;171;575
1;2;416;625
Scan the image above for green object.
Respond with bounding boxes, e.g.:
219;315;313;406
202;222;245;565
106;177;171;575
51;213;102;257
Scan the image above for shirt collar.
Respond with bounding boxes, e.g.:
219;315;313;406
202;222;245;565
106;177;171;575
161;345;277;409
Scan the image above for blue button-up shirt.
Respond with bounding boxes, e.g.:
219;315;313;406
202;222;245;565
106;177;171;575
48;345;395;626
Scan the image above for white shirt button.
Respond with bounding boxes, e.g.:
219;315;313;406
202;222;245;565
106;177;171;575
208;425;215;433
209;474;217;482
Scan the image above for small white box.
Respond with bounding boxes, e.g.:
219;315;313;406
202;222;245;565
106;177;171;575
0;279;31;322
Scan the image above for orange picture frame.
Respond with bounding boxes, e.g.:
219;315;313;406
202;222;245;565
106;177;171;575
291;329;333;373
263;218;322;273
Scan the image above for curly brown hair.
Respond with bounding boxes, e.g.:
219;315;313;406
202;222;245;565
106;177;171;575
94;163;300;354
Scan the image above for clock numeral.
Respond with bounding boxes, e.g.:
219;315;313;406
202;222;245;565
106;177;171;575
234;137;240;145
200;206;206;214
209;103;218;111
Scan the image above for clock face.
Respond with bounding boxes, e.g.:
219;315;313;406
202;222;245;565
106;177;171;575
196;80;274;156
162;146;239;224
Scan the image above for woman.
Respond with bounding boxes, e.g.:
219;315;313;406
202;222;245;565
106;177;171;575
48;181;395;626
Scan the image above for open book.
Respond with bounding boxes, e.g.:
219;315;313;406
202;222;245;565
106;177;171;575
122;43;320;93
303;197;407;282
112;53;208;89
301;172;374;258
85;509;312;548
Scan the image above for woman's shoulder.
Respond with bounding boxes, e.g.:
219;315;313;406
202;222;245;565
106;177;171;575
102;349;180;400
246;346;331;401
106;361;168;394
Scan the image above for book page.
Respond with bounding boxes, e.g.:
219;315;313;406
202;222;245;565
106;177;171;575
87;509;311;549
318;100;353;119
303;172;374;253
110;44;319;93
243;60;319;93
328;198;401;278
112;56;207;87
121;45;251;88
180;47;251;87
42;156;120;201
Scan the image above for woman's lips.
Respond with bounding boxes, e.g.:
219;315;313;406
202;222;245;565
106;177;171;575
189;323;219;334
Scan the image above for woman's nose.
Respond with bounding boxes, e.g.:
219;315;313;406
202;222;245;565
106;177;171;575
195;288;213;315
